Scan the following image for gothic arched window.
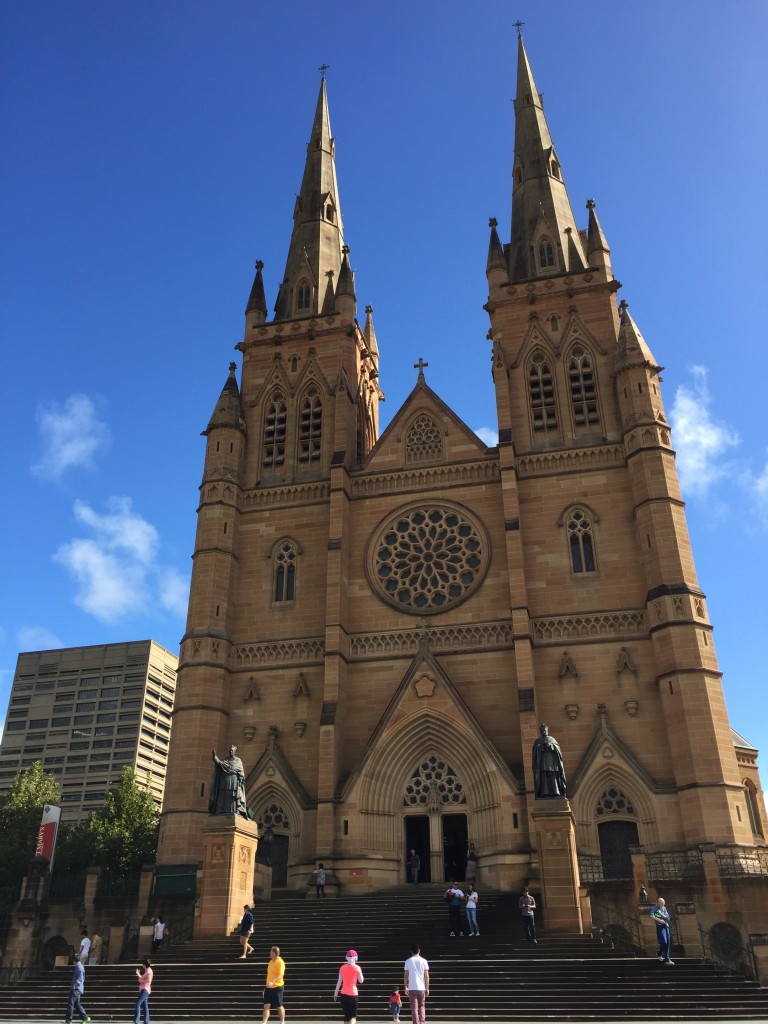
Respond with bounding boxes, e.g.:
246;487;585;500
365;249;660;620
538;237;555;269
274;541;298;603
263;389;287;469
567;507;596;574
296;280;311;312
298;385;322;464
568;344;601;431
528;350;559;437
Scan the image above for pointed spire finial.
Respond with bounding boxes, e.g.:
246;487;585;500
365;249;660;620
228;362;237;376
489;217;498;228
619;299;629;322
413;357;429;383
319;63;330;79
513;19;524;37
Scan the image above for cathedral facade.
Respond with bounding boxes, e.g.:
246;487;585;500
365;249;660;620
158;37;765;918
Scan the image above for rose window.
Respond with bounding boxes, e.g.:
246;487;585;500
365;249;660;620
368;503;489;614
403;756;466;806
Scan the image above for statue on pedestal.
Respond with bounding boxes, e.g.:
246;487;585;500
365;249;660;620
209;745;248;817
532;723;566;798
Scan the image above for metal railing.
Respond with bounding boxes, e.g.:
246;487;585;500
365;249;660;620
716;846;768;877
165;907;195;948
646;849;704;882
590;902;644;955
0;963;31;987
698;921;756;980
577;852;604;883
49;871;86;900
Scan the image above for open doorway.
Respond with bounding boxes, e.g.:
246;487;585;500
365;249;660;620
442;813;468;882
404;816;430;882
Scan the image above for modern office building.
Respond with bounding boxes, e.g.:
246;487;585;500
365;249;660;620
0;640;178;822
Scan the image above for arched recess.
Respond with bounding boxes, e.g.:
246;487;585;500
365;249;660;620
248;780;305;886
349;708;507;862
572;763;658;860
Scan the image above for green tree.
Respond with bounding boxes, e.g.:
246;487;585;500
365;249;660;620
0;761;61;888
87;766;159;877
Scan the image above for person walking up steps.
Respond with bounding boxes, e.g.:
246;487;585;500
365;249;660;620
262;945;286;1024
403;943;429;1024
239;904;254;958
389;986;402;1021
64;956;90;1024
334;949;364;1024
134;957;153;1024
313;863;326;898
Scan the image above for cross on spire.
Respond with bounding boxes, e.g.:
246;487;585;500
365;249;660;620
319;63;330;79
413;357;429;381
513;19;524;37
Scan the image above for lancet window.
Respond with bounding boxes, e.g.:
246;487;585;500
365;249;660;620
298;385;322;464
274;541;298;603
568;344;601;430
528;350;559;437
296;280;311;312
567;507;596;574
538;237;555;268
262;389;287;468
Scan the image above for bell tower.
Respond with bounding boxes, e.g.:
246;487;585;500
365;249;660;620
485;31;752;849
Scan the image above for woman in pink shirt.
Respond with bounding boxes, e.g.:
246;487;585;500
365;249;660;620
333;949;364;1024
134;957;153;1024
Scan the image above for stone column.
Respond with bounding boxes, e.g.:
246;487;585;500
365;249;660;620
531;798;583;933
198;815;260;937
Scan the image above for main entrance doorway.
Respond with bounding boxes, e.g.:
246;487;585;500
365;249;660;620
442;813;468;881
404;815;430;882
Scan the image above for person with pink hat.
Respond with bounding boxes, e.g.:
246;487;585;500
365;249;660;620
334;948;365;1024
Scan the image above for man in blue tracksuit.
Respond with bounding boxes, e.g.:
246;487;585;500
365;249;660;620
651;897;674;965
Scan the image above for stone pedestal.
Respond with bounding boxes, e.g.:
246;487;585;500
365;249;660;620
531;798;583;934
198;815;260;938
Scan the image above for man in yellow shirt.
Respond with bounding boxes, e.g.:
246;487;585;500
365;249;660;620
262;945;286;1024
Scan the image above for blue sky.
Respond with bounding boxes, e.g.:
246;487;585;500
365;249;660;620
2;2;767;783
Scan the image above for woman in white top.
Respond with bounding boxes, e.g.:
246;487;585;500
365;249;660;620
465;883;479;935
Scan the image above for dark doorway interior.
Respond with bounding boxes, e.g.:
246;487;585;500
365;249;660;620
598;819;639;880
404;816;430;882
442;813;468;882
257;832;289;888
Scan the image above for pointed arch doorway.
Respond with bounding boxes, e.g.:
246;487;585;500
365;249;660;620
403;812;468;884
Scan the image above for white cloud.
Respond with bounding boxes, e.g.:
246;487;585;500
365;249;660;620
17;626;64;652
474;427;499;447
32;394;110;481
54;497;164;623
158;568;191;618
670;366;740;496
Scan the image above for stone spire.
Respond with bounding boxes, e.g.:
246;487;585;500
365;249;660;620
245;260;268;322
274;77;346;320
586;199;612;276
204;362;246;434
614;300;661;374
509;34;587;282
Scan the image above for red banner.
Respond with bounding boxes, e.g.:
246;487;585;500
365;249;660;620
35;805;61;868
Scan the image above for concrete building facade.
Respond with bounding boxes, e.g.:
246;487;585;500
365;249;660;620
0;640;178;822
158;36;766;927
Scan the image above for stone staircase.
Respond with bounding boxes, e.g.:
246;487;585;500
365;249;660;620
2;884;767;1020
